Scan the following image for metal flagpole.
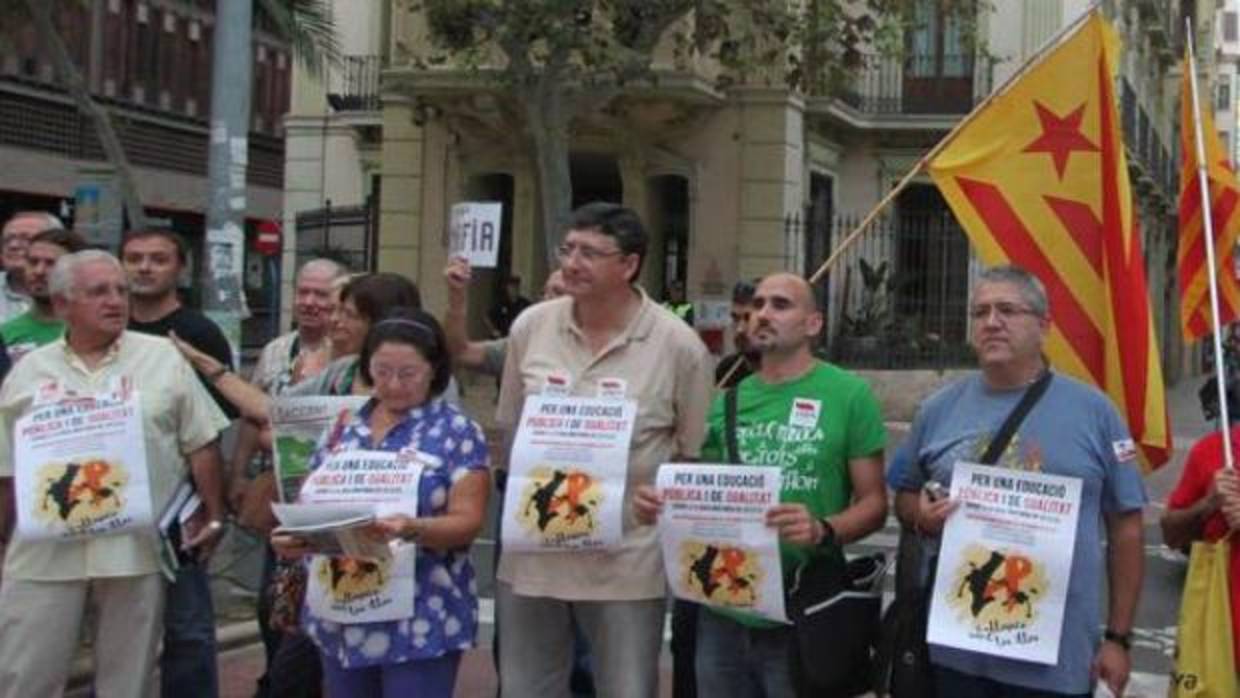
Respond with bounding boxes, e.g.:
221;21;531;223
1185;20;1235;469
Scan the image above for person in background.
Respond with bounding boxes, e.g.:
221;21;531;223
663;278;694;326
444;258;565;376
0;211;62;322
272;308;489;698
714;280;759;389
0;228;88;364
121;227;238;698
237;258;347;698
487;275;532;340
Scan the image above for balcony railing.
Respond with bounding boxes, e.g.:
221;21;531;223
326;55;381;112
1120;77;1178;199
831;52;991;116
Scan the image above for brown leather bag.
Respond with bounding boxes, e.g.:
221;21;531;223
236;470;278;534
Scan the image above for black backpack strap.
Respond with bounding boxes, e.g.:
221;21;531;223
725;387;740;464
979;370;1053;465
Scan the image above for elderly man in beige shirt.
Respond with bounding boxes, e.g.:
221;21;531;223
495;202;714;698
0;250;229;698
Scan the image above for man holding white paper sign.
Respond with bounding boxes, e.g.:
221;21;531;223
637;272;888;697
0;250;230;698
886;266;1146;697
496;202;714;698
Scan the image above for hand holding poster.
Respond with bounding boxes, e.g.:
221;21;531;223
298;449;426;624
927;462;1082;664
449;202;503;268
14;391;152;542
656;464;787;623
271;395;368;502
502;395;636;552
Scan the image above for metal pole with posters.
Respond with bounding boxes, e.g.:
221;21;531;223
203;0;254;365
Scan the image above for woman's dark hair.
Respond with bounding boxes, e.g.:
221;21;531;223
359;307;452;398
340;273;422;324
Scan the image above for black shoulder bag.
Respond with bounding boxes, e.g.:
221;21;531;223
875;371;1053;698
725;388;889;698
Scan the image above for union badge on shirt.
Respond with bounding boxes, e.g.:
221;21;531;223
596;377;627;400
788;397;821;429
543;371;572;397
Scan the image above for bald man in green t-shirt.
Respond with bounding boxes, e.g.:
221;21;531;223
637;272;888;698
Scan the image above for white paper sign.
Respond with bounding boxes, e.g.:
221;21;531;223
927;462;1083;665
300;449;425;624
657;464;787;623
14;391;153;541
449;202;503;268
502;395;636;552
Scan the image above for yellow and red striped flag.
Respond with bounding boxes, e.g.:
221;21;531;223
1177;52;1240;341
928;11;1170;469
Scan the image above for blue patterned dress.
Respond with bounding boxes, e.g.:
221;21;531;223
301;397;489;668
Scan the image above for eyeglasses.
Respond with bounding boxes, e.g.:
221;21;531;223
556;242;625;263
370;365;427;384
968;303;1041;321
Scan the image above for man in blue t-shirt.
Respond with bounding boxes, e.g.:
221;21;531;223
887;265;1146;698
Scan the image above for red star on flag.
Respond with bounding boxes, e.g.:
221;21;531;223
1022;102;1099;179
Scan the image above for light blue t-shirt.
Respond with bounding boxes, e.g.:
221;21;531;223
886;371;1147;694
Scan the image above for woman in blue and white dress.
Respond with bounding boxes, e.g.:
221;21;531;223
272;308;490;698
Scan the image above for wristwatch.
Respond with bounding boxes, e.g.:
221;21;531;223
1103;629;1131;651
816;517;837;547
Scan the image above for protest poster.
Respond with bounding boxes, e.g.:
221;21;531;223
927;462;1083;664
270;395;367;502
13;391;152;542
449;201;503;268
656;463;787;623
502;395;636;552
299;449;427;624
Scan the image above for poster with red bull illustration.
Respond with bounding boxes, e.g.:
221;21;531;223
927;462;1082;664
655;464;787;623
502;395;636;552
299;449;425;624
13;391;152;542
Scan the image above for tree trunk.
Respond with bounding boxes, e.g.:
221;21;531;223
522;79;573;270
25;0;149;231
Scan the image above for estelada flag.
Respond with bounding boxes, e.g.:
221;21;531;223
928;11;1170;469
1177;50;1240;341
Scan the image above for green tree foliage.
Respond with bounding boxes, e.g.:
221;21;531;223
410;0;984;265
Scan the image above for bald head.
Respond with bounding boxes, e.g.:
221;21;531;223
757;272;818;312
749;272;823;359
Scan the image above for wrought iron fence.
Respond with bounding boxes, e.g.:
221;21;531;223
803;209;977;370
294;197;378;273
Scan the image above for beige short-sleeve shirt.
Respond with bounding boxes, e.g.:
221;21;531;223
0;331;230;581
496;288;714;601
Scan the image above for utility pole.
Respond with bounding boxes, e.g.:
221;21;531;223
202;0;254;362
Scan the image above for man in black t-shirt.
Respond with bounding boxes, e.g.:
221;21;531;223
122;228;234;698
487;275;532;338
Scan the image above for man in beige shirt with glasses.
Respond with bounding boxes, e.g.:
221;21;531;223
495;202;714;698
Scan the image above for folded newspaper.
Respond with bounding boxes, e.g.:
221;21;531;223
271;502;392;561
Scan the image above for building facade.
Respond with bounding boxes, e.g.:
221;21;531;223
283;0;1203;383
0;0;290;344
